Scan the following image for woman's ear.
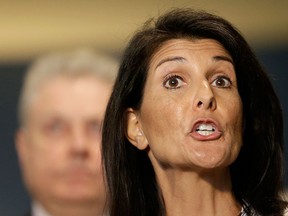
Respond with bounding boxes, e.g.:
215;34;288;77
126;108;148;150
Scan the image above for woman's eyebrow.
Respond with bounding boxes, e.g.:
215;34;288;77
156;56;186;69
213;55;234;65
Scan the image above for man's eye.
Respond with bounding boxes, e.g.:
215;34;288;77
163;75;185;89
88;121;102;135
211;76;231;88
44;122;66;137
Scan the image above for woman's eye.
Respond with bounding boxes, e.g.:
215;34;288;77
163;75;185;89
211;76;231;88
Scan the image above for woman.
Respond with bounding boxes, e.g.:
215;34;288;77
102;9;287;215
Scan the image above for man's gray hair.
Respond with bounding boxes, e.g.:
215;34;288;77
18;49;119;127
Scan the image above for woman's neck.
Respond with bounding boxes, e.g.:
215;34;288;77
155;167;241;216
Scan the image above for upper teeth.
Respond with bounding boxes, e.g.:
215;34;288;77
196;124;215;131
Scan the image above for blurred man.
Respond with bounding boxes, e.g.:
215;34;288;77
16;50;118;216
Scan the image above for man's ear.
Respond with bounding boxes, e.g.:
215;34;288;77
126;108;148;150
15;128;28;165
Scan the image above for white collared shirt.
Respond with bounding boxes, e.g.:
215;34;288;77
31;201;109;216
32;201;51;216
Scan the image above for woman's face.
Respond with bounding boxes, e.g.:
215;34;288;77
128;38;243;171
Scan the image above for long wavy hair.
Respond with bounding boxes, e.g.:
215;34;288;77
102;8;287;216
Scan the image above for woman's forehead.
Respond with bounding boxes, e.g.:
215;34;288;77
148;38;231;70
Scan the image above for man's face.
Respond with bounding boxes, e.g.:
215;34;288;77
16;75;112;206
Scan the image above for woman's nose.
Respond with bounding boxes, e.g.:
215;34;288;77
193;80;216;111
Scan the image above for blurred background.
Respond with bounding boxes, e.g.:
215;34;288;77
0;1;287;215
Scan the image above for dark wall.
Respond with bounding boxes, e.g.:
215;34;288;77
256;47;288;185
0;64;30;216
0;47;287;215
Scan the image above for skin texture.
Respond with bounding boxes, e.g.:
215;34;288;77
16;75;112;216
127;39;243;215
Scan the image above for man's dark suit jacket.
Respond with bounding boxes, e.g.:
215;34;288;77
24;210;31;216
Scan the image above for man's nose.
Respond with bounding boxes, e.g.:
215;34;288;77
193;80;216;111
70;127;89;157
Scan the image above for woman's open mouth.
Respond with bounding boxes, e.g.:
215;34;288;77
190;119;222;141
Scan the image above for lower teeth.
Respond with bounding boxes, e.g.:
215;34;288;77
197;130;213;136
